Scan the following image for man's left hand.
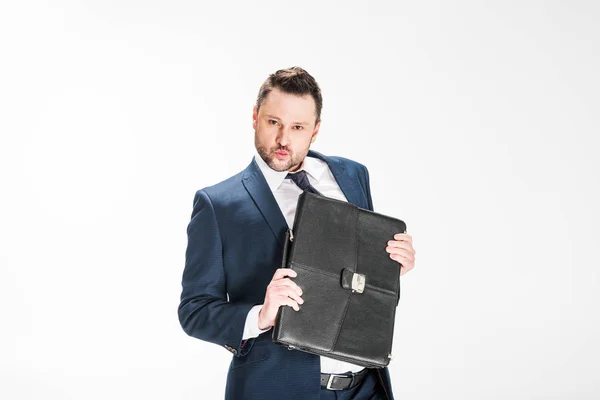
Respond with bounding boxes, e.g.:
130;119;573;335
386;233;416;276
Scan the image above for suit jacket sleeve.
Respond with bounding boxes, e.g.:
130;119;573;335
362;165;374;212
178;189;256;357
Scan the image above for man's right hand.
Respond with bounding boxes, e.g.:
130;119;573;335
258;268;304;330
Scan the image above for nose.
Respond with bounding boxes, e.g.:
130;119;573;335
276;125;292;147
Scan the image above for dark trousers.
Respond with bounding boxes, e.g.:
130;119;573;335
319;369;388;400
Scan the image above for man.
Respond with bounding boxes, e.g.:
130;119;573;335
178;67;416;399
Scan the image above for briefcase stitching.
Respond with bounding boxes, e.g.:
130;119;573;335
329;207;359;355
290;263;398;297
289;262;340;279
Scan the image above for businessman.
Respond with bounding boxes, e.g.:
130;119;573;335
178;67;416;399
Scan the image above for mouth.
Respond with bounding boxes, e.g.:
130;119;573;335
274;150;289;159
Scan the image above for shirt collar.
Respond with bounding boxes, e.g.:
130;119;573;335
254;151;289;192
253;150;327;192
300;154;327;183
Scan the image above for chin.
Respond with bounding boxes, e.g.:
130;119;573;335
266;156;291;171
269;160;291;172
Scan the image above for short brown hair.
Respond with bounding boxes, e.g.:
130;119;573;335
256;66;323;123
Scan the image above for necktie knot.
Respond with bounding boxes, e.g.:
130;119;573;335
286;170;322;195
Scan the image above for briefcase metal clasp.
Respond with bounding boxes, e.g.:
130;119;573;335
351;273;366;294
340;269;366;294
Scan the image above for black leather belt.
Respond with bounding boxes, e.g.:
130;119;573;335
320;368;370;391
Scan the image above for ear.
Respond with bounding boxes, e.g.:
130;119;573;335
252;105;258;130
310;120;321;144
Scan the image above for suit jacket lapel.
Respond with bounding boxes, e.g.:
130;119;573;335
242;158;288;246
307;150;368;209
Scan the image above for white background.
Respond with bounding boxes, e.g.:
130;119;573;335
1;1;599;399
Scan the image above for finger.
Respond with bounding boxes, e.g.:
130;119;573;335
280;296;300;311
393;233;412;243
271;286;304;305
400;264;414;276
385;245;414;258
389;253;413;266
386;240;414;252
391;257;412;272
400;259;415;273
272;268;298;280
385;245;415;255
390;254;415;275
286;290;304;305
270;278;303;296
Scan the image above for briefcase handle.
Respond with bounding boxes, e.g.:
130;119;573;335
280;229;294;269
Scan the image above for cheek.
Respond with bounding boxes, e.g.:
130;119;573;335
295;134;313;149
256;126;275;143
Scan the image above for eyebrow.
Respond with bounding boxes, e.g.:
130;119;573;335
265;114;309;125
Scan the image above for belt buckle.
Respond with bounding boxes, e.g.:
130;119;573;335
326;373;347;390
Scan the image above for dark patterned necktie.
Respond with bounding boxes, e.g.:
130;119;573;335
286;170;322;196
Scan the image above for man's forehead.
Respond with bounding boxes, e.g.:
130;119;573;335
260;89;317;121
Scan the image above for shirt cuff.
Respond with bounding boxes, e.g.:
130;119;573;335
242;304;272;340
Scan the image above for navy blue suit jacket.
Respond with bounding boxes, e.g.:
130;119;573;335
178;150;395;400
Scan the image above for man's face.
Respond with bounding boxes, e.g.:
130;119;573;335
253;88;320;172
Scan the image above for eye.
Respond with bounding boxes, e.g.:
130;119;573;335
268;119;279;125
292;125;303;130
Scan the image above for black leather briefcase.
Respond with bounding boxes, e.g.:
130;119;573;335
272;191;406;368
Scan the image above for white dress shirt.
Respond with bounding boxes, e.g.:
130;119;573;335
242;151;365;374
